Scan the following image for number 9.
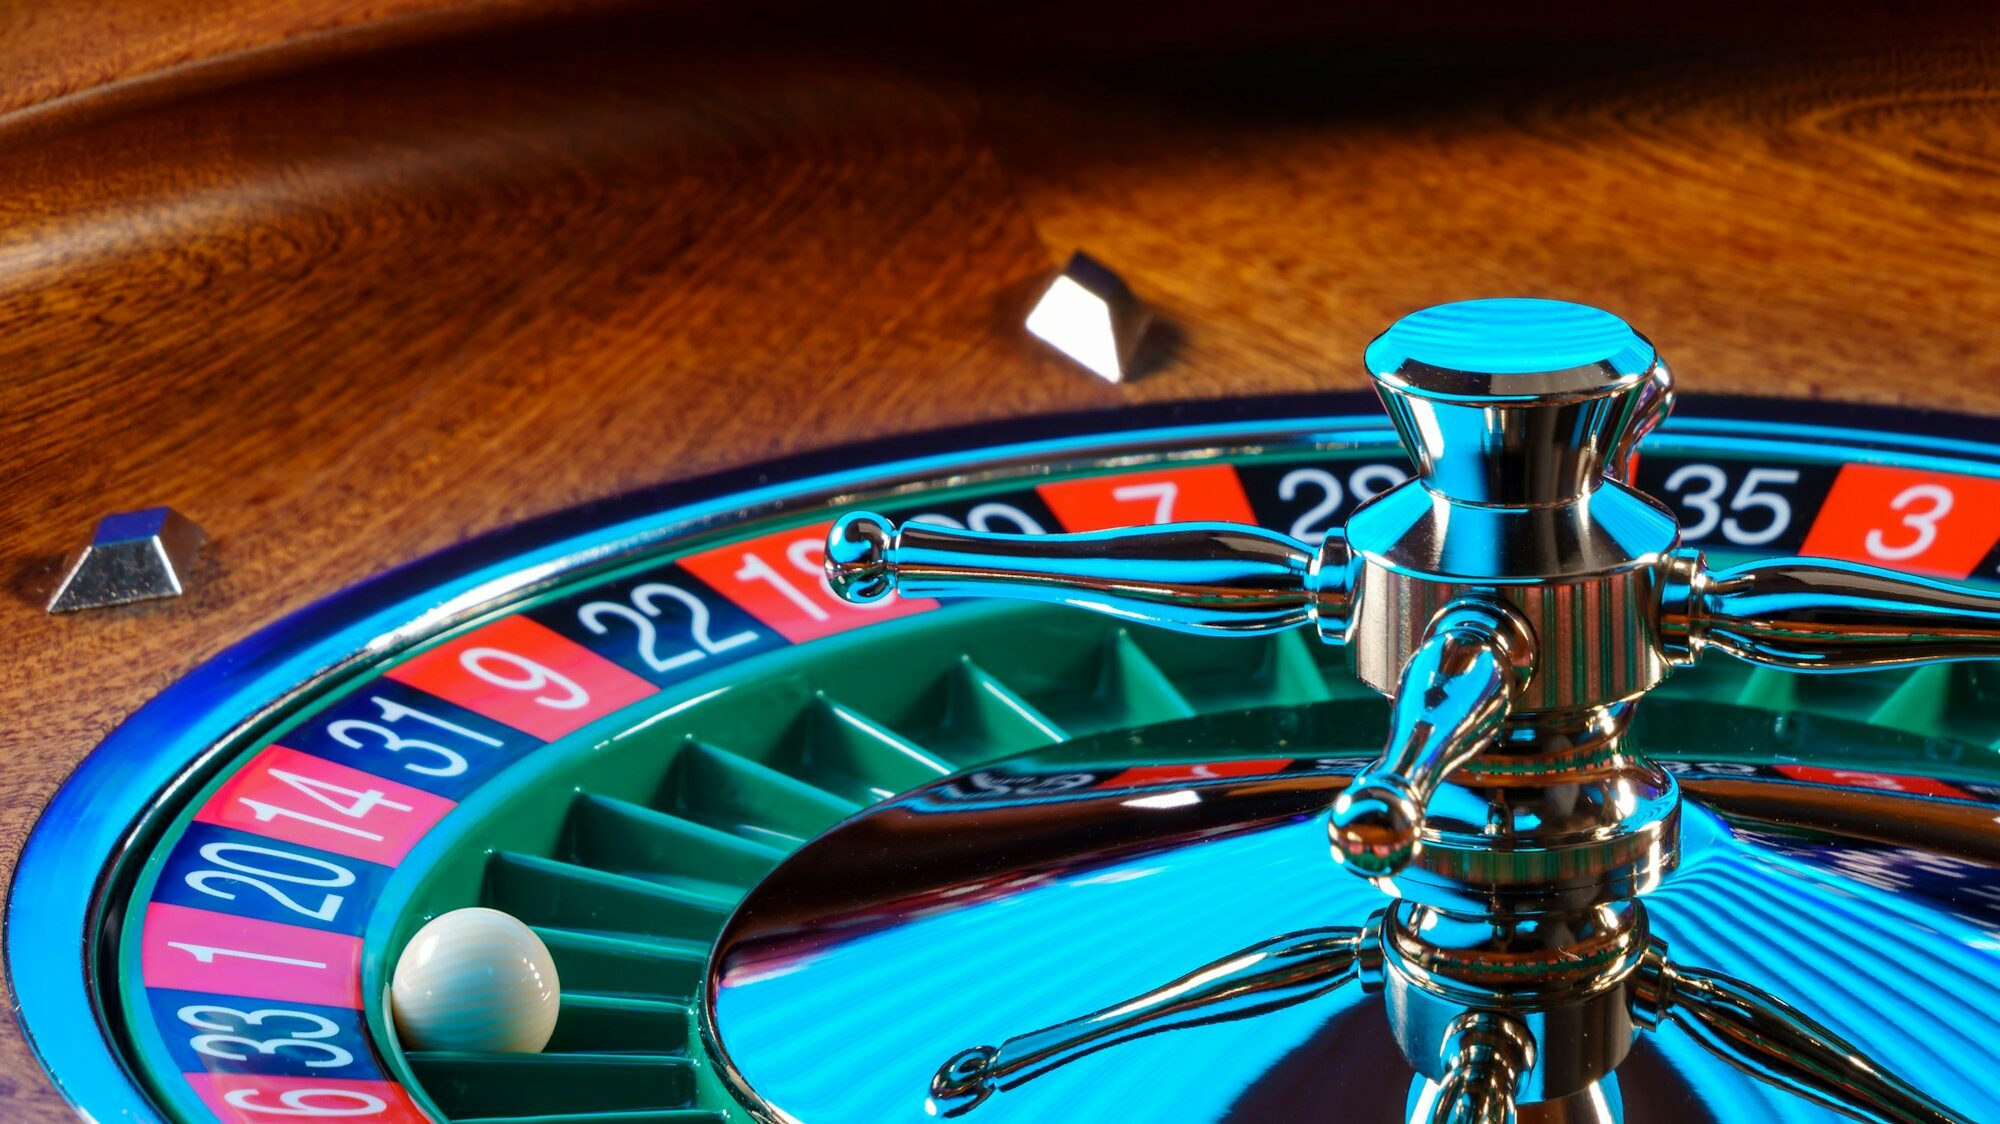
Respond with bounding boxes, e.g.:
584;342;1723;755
458;648;590;710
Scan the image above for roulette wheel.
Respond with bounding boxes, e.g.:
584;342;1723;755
5;6;2000;1124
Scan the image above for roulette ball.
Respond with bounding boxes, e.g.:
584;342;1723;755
4;5;2000;1124
390;907;561;1055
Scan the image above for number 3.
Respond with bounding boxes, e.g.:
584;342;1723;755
1865;483;1954;561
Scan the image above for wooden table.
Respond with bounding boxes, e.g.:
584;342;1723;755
3;2;1997;1116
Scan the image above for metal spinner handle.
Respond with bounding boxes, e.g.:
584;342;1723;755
829;302;2000;886
824;298;2000;1124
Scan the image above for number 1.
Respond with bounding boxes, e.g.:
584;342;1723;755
166;942;329;970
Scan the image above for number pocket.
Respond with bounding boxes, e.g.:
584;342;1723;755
183;842;356;924
578;582;759;673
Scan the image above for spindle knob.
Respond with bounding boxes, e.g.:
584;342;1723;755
1364;298;1672;506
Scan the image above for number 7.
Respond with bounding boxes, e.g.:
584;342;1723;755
1111;482;1178;523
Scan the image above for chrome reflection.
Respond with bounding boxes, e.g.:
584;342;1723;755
710;736;2000;1122
788;299;2000;1122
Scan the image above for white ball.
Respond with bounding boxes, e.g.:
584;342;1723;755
392;907;560;1053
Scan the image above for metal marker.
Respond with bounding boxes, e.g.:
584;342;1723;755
46;507;205;613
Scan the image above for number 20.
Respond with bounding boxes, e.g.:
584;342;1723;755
184;842;355;923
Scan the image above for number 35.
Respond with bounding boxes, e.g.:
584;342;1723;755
1663;465;1799;546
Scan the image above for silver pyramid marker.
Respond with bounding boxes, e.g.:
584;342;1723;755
47;507;206;613
1025;251;1154;383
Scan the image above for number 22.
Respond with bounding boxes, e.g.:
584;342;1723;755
577;583;758;673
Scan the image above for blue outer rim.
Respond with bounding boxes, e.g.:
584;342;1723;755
8;391;1999;1123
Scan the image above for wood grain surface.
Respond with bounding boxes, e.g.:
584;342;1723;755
2;3;1998;1118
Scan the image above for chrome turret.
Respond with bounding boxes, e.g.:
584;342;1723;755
822;298;2000;1124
